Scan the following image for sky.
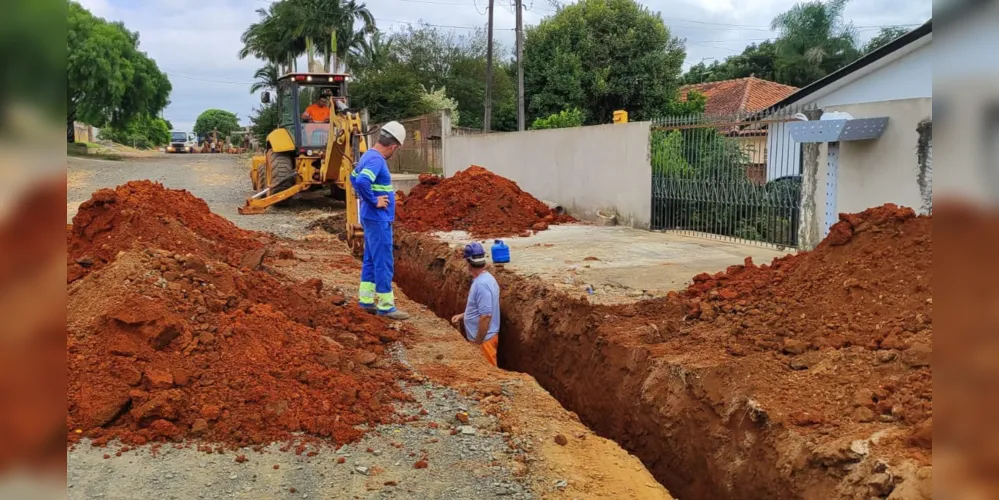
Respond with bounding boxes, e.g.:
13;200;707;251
77;0;931;132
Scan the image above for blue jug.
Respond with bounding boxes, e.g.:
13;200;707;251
491;240;510;264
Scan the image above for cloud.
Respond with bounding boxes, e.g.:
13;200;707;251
76;0;931;130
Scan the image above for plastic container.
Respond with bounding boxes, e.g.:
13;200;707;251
490;240;510;264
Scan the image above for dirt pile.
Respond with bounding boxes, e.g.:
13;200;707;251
396;166;575;237
676;204;931;360
68;180;264;283
67;183;411;451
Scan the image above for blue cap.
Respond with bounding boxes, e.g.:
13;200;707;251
463;242;487;265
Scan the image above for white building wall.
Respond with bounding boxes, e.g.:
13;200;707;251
765;33;932;183
443;122;653;228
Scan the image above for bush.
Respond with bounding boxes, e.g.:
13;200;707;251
529;108;584;130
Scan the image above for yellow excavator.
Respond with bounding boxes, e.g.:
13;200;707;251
239;72;368;254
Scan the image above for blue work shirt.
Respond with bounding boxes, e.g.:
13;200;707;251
463;271;501;342
351;149;395;221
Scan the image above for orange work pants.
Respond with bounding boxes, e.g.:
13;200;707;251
480;336;499;367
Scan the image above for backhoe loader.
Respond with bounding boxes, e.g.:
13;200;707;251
239;72;368;254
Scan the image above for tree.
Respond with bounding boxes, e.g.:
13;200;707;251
351;24;516;130
681;42;778;85
249;104;280;145
194;109;240;139
347;30;394;78
420;86;460;125
237;0;375;73
863;26;909;54
98;115;171;148
530;108;584;130
350;71;433;123
250;62;281;94
771;0;860;87
523;0;685;125
67;2;171;135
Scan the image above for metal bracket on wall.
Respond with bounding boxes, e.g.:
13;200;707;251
788;117;889;143
825;142;840;236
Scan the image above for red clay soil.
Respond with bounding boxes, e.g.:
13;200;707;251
396;166;575;238
67;183;412;451
67;180;265;283
629;204;933;445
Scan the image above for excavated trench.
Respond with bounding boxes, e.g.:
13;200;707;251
394;231;839;500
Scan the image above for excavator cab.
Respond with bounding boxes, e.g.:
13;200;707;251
241;72;368;254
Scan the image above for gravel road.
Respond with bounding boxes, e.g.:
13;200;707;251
67;154;534;500
68;382;530;500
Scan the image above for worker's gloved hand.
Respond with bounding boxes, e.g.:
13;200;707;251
451;313;464;325
376;196;389;208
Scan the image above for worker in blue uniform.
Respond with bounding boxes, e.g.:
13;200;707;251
350;121;410;320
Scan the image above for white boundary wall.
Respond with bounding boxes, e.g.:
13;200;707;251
443;122;652;228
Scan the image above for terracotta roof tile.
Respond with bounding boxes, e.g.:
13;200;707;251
679;77;799;116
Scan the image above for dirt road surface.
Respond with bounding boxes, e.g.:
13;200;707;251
67;153;673;500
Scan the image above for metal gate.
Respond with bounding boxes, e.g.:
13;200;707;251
650;107;812;249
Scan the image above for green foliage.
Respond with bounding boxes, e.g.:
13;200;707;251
238;0;374;72
420;86;460;126
67;2;172;130
650;130;691;176
249;104;280;145
250;62;281;94
349;24;515;130
665;91;707;115
770;0;861;87
529;108;584;130
523;0;685;125
98;115;171;148
350;71;433;123
681;42;778;85
3;0;64;130
863;26;909;54
193;109;240;139
678;0;889;88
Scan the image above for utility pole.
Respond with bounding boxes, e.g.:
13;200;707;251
484;0;495;132
515;0;525;131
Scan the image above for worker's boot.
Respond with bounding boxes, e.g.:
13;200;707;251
360;305;377;315
380;310;410;321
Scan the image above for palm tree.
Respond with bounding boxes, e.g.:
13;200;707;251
238;4;304;72
238;0;376;74
250;62;281;94
348;30;394;77
770;0;860;87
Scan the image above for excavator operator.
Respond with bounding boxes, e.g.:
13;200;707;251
302;95;331;123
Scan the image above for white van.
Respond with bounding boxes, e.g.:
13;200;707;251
168;131;198;153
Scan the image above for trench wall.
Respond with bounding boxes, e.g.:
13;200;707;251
393;231;846;500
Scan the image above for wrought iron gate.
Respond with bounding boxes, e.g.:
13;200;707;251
650;107;811;249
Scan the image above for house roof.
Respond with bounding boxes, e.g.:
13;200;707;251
679;77;799;116
765;20;932;111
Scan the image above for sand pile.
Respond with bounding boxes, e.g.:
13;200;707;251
67;183;411;451
396;166;575;237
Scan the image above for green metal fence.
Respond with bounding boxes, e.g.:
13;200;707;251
650;107;811;249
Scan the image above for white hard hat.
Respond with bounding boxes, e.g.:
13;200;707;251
380;121;406;145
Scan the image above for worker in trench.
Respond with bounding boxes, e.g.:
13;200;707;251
350;121;410;320
450;243;501;367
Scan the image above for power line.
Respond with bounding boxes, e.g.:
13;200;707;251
376;17;513;30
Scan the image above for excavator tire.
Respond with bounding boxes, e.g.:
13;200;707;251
258;149;296;193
